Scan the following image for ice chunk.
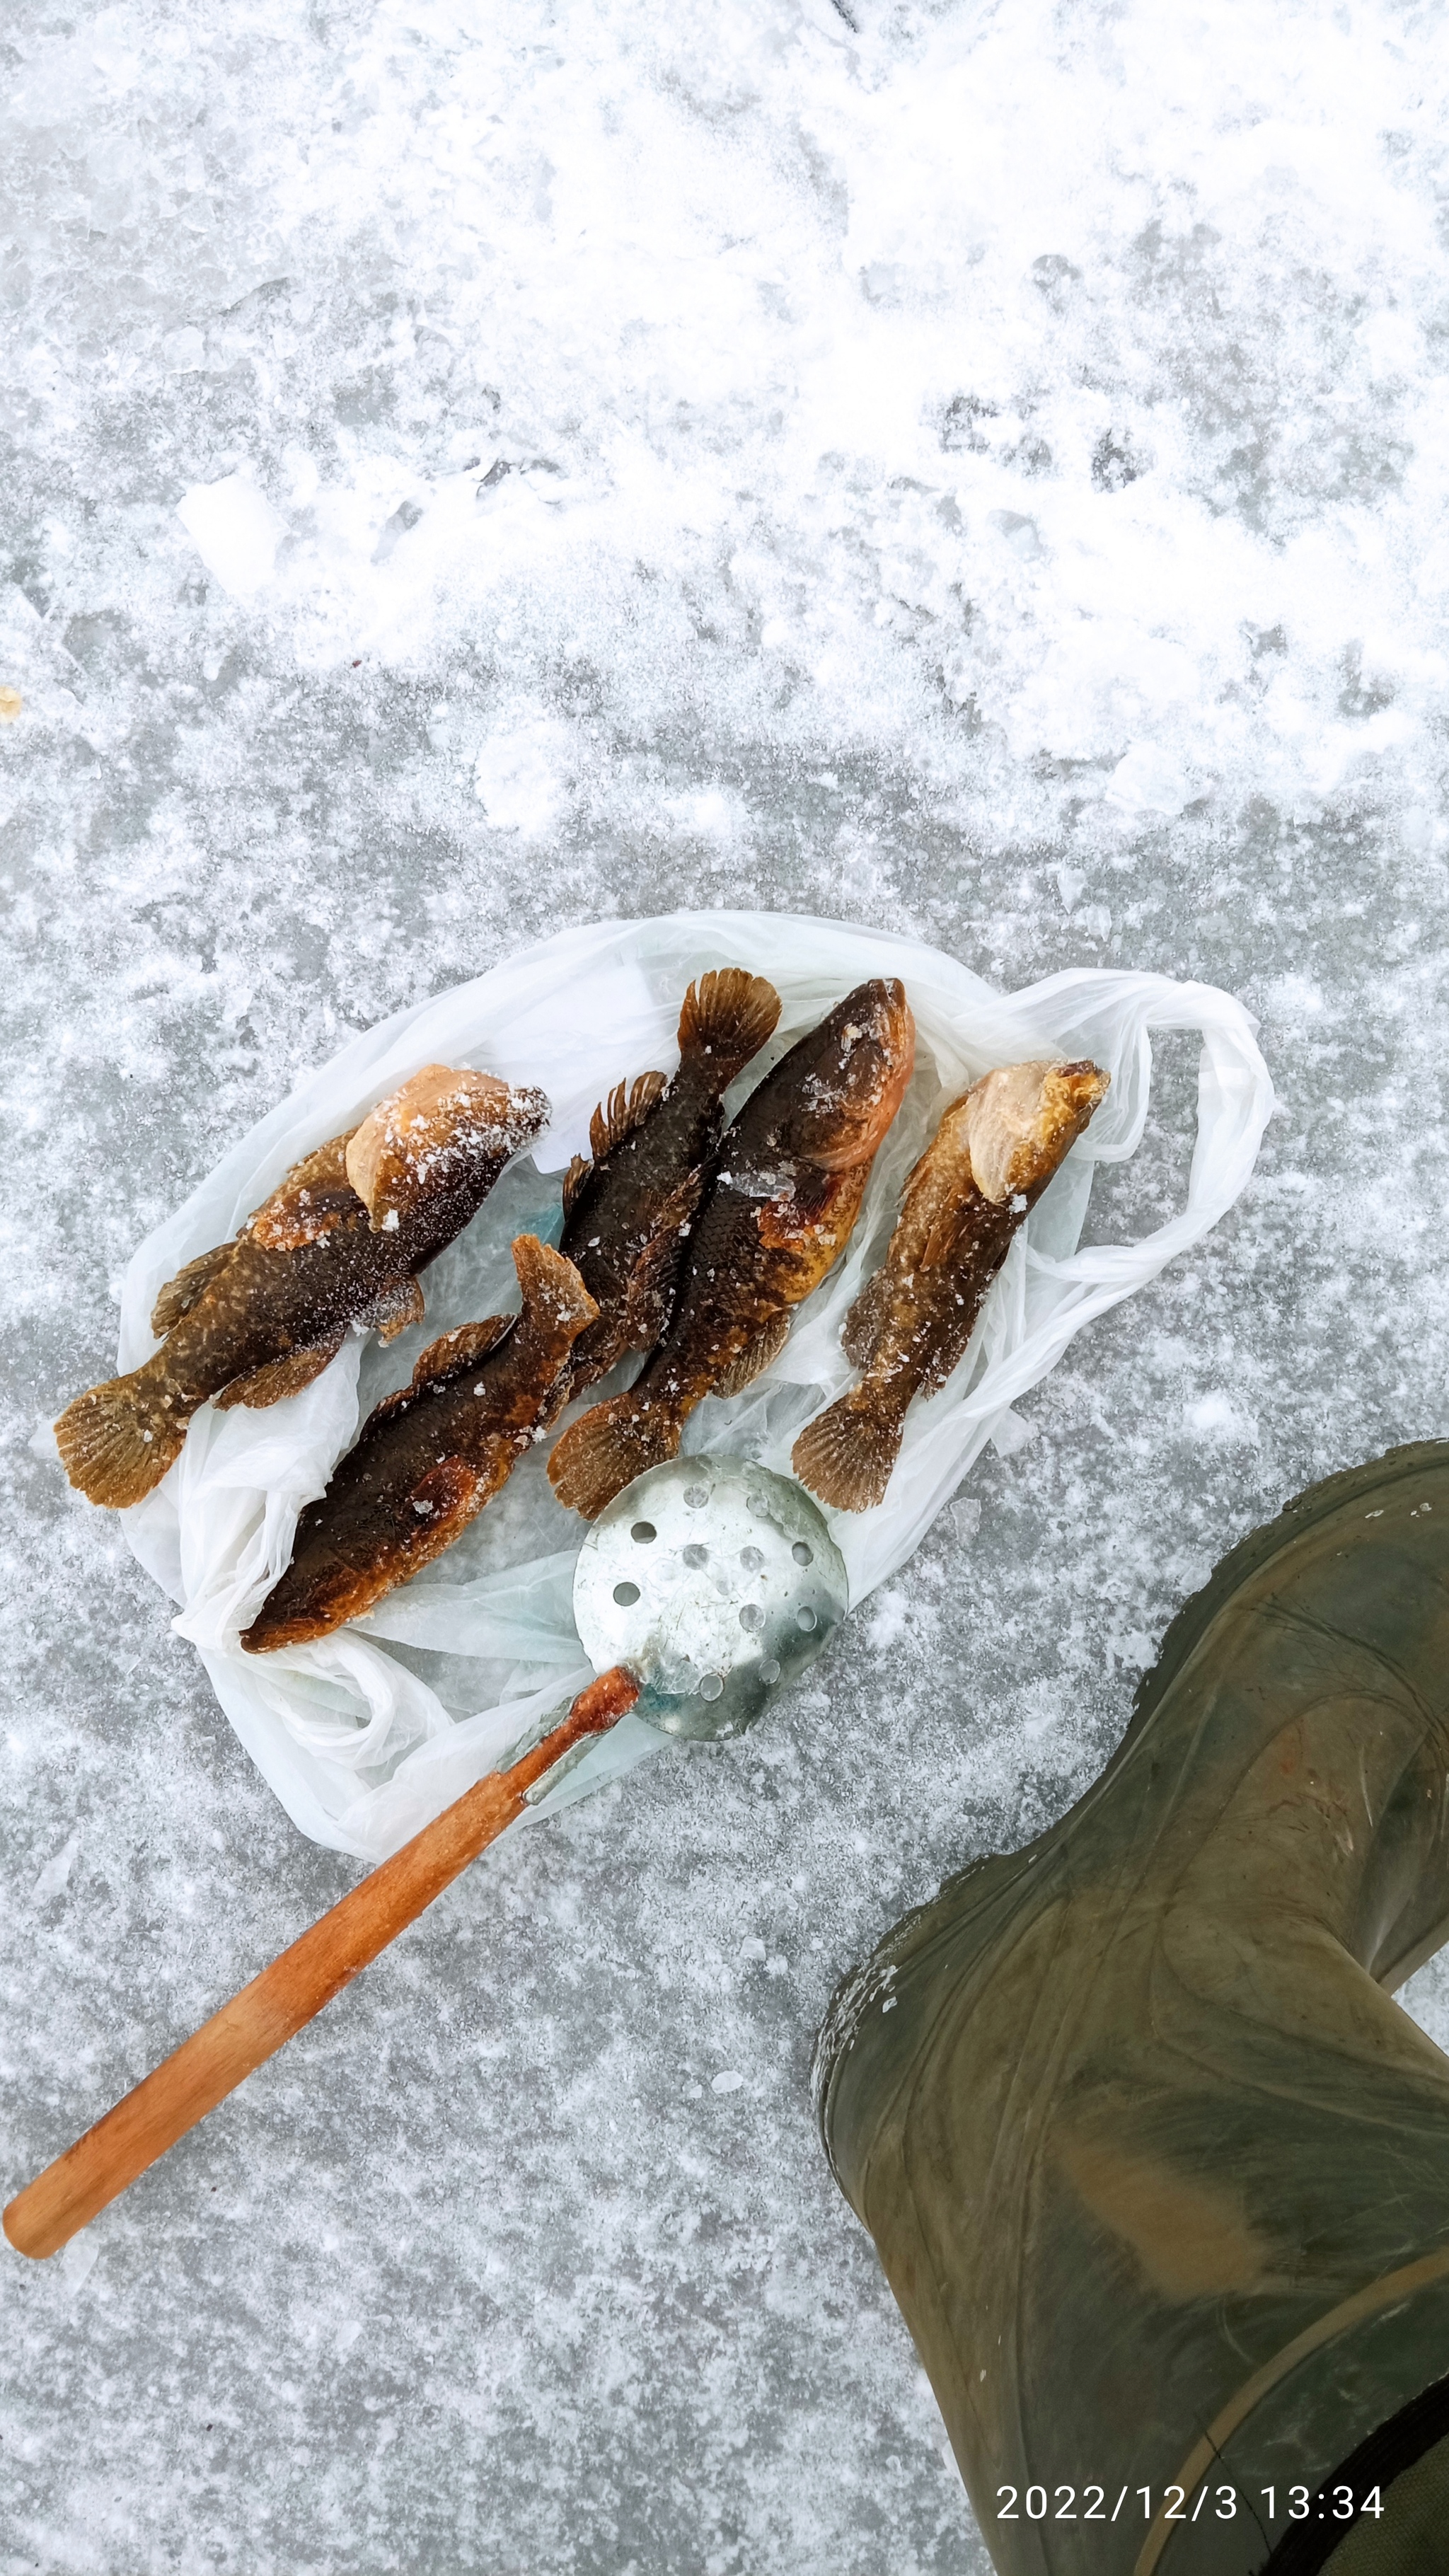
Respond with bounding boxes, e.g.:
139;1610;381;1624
176;475;285;602
473;720;573;836
1105;742;1190;818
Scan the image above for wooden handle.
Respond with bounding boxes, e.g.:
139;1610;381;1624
4;1666;638;2260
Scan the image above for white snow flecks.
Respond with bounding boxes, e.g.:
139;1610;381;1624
4;1;1447;846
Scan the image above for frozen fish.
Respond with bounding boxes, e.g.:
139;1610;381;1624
54;1064;549;1508
792;1057;1109;1511
241;1235;596;1651
548;978;916;1519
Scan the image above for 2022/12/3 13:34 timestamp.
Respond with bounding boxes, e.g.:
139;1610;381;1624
995;2483;1386;2525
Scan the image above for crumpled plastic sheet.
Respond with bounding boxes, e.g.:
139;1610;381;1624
116;911;1274;1860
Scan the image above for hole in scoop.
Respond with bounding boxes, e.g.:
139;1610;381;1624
698;1672;724;1702
613;1581;641;1607
760;1658;781;1685
747;1494;770;1518
792;1541;813;1566
739;1545;765;1573
631;1521;657;1544
681;1542;708;1569
739;1603;764;1632
795;1605;817;1631
684;1485;709;1508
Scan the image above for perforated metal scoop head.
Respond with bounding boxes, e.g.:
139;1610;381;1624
572;1456;848;1743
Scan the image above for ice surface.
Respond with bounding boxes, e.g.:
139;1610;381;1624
5;0;1449;2569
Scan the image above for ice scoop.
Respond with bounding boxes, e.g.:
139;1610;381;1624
4;1457;845;2260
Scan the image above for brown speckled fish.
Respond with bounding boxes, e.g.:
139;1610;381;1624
242;1235;596;1651
238;971;779;1648
555;966;780;1395
54;1064;550;1510
792;1056;1109;1512
548;978;916;1520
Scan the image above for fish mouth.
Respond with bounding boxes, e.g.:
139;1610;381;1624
240;1549;377;1652
805;979;916;1172
500;1082;552;1146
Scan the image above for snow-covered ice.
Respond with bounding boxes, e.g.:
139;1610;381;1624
4;1;1449;2570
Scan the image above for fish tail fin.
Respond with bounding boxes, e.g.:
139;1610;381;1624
792;1385;904;1513
54;1363;190;1507
512;1233;599;1343
548;1388;680;1519
677;969;781;1082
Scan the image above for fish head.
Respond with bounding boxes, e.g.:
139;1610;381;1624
345;1065;550;1230
792;978;916;1173
965;1057;1109;1202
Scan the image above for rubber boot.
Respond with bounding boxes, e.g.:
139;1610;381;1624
816;1444;1449;2575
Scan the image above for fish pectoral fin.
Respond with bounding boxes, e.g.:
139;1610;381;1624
711;1310;792;1402
150;1242;234;1337
408;1312;515;1394
841;1267;889;1370
561;1151;593;1216
362;1275;426;1344
214;1334;345;1410
403;1454;480;1528
588;1069;667;1164
248;1136;361;1251
614;1168;705;1347
758;1165;853;1246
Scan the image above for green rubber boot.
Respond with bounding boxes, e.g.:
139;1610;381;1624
816;1445;1449;2576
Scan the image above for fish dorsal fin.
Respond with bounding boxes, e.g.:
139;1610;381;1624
410;1312;515;1393
362;1314;515;1435
676;970;781;1078
248;1137;361;1252
561;1151;593;1215
588;1070;667;1165
151;1240;234;1337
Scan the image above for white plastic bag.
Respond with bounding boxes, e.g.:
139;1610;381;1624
117;913;1273;1859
